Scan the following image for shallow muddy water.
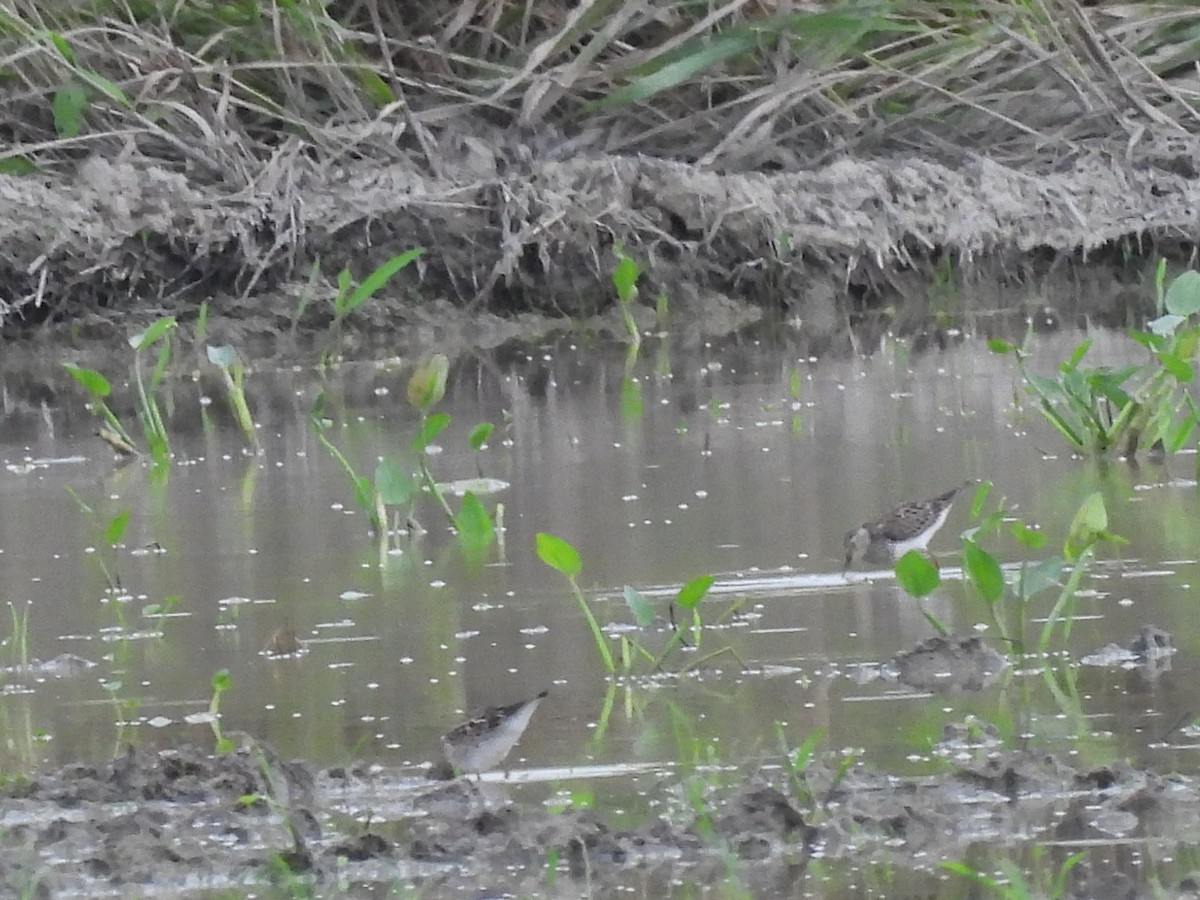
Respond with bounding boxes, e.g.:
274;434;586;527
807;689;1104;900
3;324;1200;896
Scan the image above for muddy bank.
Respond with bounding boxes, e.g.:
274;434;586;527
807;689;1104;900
1;734;1196;898
0;122;1192;349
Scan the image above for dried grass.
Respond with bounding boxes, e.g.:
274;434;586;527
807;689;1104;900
1;0;1199;326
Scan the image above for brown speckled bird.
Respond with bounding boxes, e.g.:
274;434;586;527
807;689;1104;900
844;482;974;569
429;690;548;780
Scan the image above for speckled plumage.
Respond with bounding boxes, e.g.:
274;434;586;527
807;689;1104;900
844;482;973;569
436;690;548;778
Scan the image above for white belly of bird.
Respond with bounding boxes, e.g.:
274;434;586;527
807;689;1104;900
888;505;951;558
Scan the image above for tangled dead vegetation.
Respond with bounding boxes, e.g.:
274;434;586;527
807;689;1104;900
1;2;1199;335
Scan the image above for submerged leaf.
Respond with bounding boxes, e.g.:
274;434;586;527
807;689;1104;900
623;586;655;627
374;457;416;505
454;492;494;550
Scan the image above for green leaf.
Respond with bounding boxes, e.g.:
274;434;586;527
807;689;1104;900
467;422;494;451
411;411;451;451
1064;492;1107;560
589;30;760;111
342;248;423;314
130;316;177;350
47;31;74;62
454;492;494;549
52;84;87;138
1008;519;1047;550
1165;270;1200;316
211;669;232;692
1062;337;1093;371
675;574;715;609
962;540;1004;604
406;354;449;411
0;156;37;175
374;457;416;505
206;344;239;368
104;509;130;545
986;338;1015;354
62;363;111;396
76;69;130;107
1157;350;1194;382
894;550;939;597
620;376;643;419
612;252;641;303
786;726;824;772
1129;328;1165;350
536;532;581;579
623;586;655;627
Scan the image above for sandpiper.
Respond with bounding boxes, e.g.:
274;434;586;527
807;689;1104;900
844;481;973;569
429;690;548;780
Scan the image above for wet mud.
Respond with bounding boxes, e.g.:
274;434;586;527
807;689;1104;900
3;728;1198;898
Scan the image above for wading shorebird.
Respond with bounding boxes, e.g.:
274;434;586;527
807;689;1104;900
843;481;974;569
428;690;549;780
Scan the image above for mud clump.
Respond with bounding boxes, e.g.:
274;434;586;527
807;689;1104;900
3;737;1200;896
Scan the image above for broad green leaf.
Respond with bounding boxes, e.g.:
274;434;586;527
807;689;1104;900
411;411;451;451
536;532;581;579
1149;314;1185;337
623;586;655;627
104;509;129;545
986;338;1015;354
206;344;238;368
1165;270;1200;316
894;550;939;597
130;316;177;350
343;248;423;313
1008;519;1047;550
374;457;416;505
52;85;87;138
962;540;1004;604
454;492;494;549
676;574;715;609
63;363;111;396
0;156;37;175
406;354;449;411
467;422;494;451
